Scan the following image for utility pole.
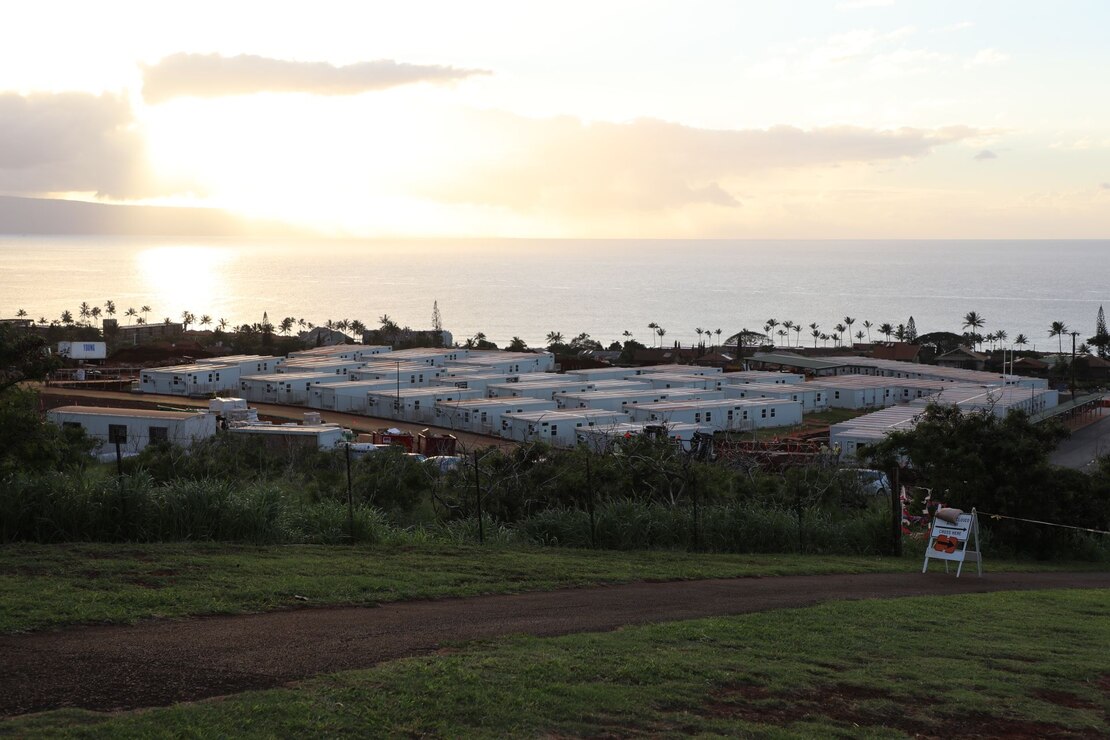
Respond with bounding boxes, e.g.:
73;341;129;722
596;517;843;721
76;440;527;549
1070;331;1079;403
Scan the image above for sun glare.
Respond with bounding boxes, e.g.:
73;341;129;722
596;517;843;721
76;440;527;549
135;246;235;318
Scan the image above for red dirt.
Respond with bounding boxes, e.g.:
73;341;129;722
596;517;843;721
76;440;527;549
1;571;1107;719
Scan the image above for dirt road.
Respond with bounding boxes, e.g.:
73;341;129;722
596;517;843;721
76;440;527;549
3;570;1107;718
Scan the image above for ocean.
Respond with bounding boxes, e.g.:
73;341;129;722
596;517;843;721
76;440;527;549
2;236;1108;352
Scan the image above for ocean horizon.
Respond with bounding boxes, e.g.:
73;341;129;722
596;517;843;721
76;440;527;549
3;236;1108;352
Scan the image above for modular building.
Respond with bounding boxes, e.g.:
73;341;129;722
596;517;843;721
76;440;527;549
228;422;347;451
139;363;240;396
721;370;804;385
308;380;398;413
366;387;484;424
806;377;894;409
500;409;631;447
628;398;802;431
453;350;556;374
433;397;557;435
435;372;525;394
555;387;723;411
47;405;216;455
277;358;367;376
347;363;446;386
640;373;723;391
721;382;827;413
487;379;597;401
364;348;468;366
565;367;647;382
286;345;391;361
638;364;722;376
829;405;921;460
237;372;349;404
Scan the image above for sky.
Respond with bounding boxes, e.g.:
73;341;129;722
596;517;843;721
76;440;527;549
1;0;1109;238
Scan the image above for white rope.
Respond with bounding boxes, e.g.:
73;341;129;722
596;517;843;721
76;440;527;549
977;511;1110;536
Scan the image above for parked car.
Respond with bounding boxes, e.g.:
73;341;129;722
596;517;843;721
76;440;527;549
850;468;891;495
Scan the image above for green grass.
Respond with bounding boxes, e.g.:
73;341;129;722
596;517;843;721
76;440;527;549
8;589;1108;737
1;542;1103;634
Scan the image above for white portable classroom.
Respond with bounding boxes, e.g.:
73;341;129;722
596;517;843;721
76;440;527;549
286;345;391;361
565;367;647;382
638;364;722;376
277;358;367;376
829;405;921;460
433;397;557;435
363;347;468;366
47;405;217;455
500;409;631;447
238;372;349;404
627;398;802;431
576;421;714;452
555;387;724;412
640;373;723;391
722;370;804;385
365;387;485;424
452;350;556;374
138;363;239;396
347;363;446;386
215;355;283;375
487;379;597;401
434;372;525;394
721;382;827;413
229;422;347;450
308;380;397;413
806;378;891;409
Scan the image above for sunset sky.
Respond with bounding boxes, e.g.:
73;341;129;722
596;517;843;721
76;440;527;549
2;0;1108;237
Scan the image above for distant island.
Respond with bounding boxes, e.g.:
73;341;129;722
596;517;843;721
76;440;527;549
0;196;307;237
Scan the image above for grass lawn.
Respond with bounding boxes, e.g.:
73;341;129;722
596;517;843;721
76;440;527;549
8;589;1108;737
1;542;1103;634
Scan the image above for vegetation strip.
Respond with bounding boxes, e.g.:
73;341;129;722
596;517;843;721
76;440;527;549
4;589;1107;738
2;543;1102;635
1;570;1107;718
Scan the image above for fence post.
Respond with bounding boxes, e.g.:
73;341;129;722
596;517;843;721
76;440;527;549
890;464;902;556
115;439;126;539
345;443;355;543
586;453;596;548
473;450;484;544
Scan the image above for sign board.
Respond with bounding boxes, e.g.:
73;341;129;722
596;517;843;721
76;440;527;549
57;341;107;360
922;508;982;577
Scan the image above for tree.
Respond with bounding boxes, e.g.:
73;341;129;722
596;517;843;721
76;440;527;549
78;302;91;326
834;323;847;347
862;320;873;343
648;322;659;348
124;307;137;321
1014;333;1028;351
90;306;101;323
843;316;855;341
1089;305;1109;359
855;330;864;343
218;318;229;332
879;322;893;341
1049;321;1068;354
140;305;151;324
905;316;917;342
432;300;443;347
0;324;58;394
15;309;27;319
279;317;294;335
695;327;704;347
200;315;212;330
809;323;820;348
862;403;1098;558
715;328;722;347
60;310;73;326
656;327;666;346
104;300;116;318
545;331;564;349
349;319;366;337
962;311;985;332
507;336;528;351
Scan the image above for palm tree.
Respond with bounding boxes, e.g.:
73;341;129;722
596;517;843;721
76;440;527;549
894;324;906;342
715;328;722;347
279;317;294;335
792;323;802;347
985;332;997;350
104;300;116;318
1014;333;1028;351
38;316;48;326
1049;321;1068;353
78;302;91;326
862;320;873;343
656;327;666;346
61;310;73;326
695;327;704;347
136;317;146;325
16;308;27;319
962;311;985;347
856;330;864;343
765;318;779;339
90;306;101;323
820;332;830;347
546;331;564;346
810;323;820;348
200;315;212;330
349;319;366;337
781;320;794;346
834;323;847;347
843;316;855;342
777;328;788;345
648;322;659;347
879;322;894;341
181;311;195;331
995;329;1007;350
218;318;229;332
124;307;137;322
140;305;151;324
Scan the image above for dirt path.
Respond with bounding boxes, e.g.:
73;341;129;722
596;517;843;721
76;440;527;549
3;571;1107;718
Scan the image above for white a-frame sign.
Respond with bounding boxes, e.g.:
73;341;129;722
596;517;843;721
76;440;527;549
922;508;982;577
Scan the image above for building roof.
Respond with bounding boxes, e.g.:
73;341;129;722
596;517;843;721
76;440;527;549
934;346;988;362
871;342;921;362
48;405;205;420
750;352;844;371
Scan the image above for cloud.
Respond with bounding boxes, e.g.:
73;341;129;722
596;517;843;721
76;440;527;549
142;53;490;103
0;92;160;198
967;48;1010;68
837;0;895;9
973;149;998;160
425;112;977;215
